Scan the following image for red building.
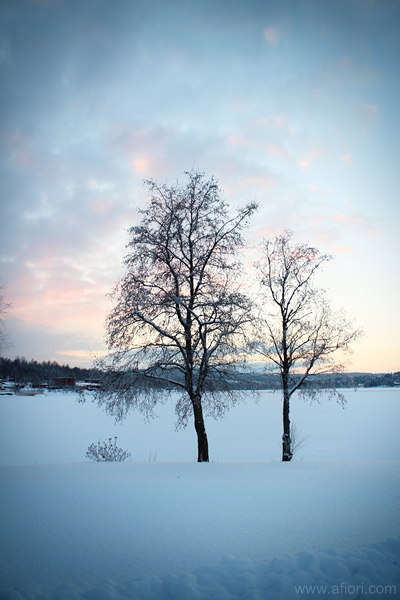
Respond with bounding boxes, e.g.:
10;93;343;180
54;377;76;387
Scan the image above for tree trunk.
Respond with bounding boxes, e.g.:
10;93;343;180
281;321;292;462
282;377;292;462
192;396;209;462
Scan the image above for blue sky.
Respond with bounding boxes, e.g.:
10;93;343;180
0;0;399;371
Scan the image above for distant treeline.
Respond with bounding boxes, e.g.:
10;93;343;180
0;356;399;389
351;372;400;388
227;371;400;390
0;357;97;386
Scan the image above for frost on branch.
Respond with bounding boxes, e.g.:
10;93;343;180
86;437;131;462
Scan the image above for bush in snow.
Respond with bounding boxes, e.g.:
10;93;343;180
290;422;310;459
86;437;131;462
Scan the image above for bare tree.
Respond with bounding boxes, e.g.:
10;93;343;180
92;171;258;462
254;230;362;462
0;283;11;354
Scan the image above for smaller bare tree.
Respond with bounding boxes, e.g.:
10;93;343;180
254;230;362;462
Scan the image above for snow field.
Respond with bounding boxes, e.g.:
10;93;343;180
0;389;399;598
0;461;399;598
0;389;399;465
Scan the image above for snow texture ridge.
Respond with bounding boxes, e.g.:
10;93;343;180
1;538;399;599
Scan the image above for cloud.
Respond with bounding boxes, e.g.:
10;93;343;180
299;147;325;170
253;116;295;134
1;0;398;371
267;143;293;161
227;135;247;147
224;119;296;171
360;103;379;127
132;158;152;175
330;246;352;254
333;213;381;237
3;316;106;366
241;175;275;190
90;197;114;214
285;211;384;249
7;259;110;328
361;103;378;118
263;27;277;43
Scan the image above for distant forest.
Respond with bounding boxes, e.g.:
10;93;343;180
0;357;96;386
1;356;399;389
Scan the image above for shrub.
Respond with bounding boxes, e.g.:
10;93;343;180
86;437;131;462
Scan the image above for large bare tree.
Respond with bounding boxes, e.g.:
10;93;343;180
254;230;362;462
93;171;258;462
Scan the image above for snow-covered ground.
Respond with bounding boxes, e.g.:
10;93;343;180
1;388;399;465
0;389;399;599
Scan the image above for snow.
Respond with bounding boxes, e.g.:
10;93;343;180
0;389;399;599
1;388;399;465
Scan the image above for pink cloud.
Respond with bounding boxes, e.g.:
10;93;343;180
312;228;342;247
12;151;38;169
54;349;108;365
106;123;176;180
12;281;107;334
256;223;287;239
241;175;275;190
2;130;27;147
334;214;352;225
263;27;277;43
132;158;151;174
299;147;324;170
333;214;383;238
6;253;116;344
281;211;383;250
91;197;113;213
331;246;352;254
225;121;295;165
307;214;333;229
226;135;248;147
341;154;352;165
267;143;292;161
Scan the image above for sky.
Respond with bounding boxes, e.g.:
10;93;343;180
0;0;399;372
